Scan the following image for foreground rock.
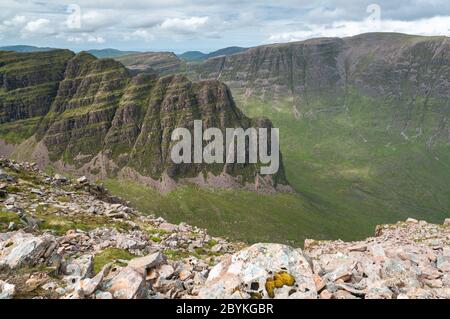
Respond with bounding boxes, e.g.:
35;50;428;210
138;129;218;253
0;158;448;299
0;280;15;299
198;243;316;299
305;219;450;299
0;231;59;270
0;158;238;299
104;266;148;299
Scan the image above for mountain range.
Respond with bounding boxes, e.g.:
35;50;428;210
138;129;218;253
0;49;289;194
86;49;142;58
184;32;450;241
0;32;449;245
178;46;247;61
114;52;185;75
0;45;247;62
0;45;56;53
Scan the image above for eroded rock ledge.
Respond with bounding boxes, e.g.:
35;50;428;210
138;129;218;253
0;158;448;299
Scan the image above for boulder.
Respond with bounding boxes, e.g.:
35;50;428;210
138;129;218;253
76;263;111;296
436;256;450;273
95;291;113;299
53;174;68;185
198;243;317;299
0;280;15;299
77;176;88;184
65;254;94;280
158;222;177;232
128;252;167;276
0;231;58;269
106;267;148;299
157;264;175;280
31;188;45;196
0;169;15;183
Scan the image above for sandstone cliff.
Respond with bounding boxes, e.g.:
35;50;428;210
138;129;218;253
0;50;289;193
190;33;450;143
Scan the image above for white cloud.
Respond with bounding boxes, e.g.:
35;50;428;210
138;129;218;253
268;16;450;42
159;16;209;33
67;36;83;43
81;10;119;30
0;1;449;50
123;29;155;42
3;15;26;27
23;18;52;34
87;35;105;43
306;7;346;20
67;33;105;43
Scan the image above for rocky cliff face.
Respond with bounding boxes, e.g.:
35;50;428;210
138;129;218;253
0;159;448;299
0;51;289;193
0;50;74;144
190;33;450;143
180;33;450;231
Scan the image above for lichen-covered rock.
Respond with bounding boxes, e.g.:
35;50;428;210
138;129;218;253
0;231;58;269
198;243;316;299
64;254;94;282
0;280;15;299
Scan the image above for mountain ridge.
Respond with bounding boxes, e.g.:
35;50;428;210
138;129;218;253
180;32;450;233
178;46;247;61
0;45;56;53
86;48;142;58
0;50;290;193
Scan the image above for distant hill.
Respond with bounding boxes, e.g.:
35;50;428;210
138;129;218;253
86;48;142;58
179;46;247;61
114;51;185;75
178;51;207;61
0;45;55;52
207;46;247;59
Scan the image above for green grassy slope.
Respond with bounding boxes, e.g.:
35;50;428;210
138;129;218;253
105;179;372;246
239;92;450;226
105;89;449;247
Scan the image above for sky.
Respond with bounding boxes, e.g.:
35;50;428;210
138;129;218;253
1;0;450;53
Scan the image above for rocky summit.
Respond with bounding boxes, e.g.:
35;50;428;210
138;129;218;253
0;158;448;299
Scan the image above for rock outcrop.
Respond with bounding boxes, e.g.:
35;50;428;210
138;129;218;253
0;158;241;299
0;231;59;270
0;158;448;299
198;243;316;299
304;219;450;299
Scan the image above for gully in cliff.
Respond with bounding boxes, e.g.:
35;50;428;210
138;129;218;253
171;120;280;174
